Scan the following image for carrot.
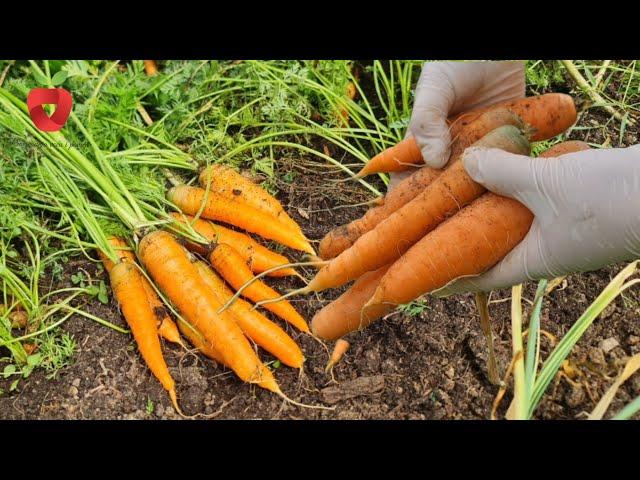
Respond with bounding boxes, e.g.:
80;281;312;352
487;93;577;142
194;260;305;368
308;125;531;292
144;60;158;76
176;317;226;365
98;236;182;346
536;140;590;156
138;230;280;393
356;136;424;177
325;339;350;372
361;140;591;322
158;318;182;346
321;110;524;259
97;236;135;272
140;277;183;347
109;261;180;411
198;164;304;236
311;265;392;340
168;184;315;255
356;93;576;176
170;212;298;277
208;242;309;333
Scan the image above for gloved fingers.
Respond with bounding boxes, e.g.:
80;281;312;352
407;64;455;169
455;61;526;112
461;147;542;207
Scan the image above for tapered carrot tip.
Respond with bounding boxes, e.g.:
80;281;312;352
169;389;184;416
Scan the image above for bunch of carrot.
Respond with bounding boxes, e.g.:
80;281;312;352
101;165;316;411
301;93;582;340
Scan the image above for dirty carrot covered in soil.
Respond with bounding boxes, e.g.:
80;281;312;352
168;184;315;255
308;125;531;292
194;260;304;368
207;242;309;333
108;261;180;411
139;230;280;393
319;109;524;259
355;93;577;176
199;163;304;236
169;212;298;277
360;140;591;323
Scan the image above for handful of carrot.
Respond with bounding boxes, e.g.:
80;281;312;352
99;163;316;412
310;93;581;340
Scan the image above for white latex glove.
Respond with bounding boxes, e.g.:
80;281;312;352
434;145;640;296
389;60;525;190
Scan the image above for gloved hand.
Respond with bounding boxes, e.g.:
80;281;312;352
389;60;525;190
433;145;640;296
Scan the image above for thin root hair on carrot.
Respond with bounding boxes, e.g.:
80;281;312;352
216;261;325;313
275;390;336;411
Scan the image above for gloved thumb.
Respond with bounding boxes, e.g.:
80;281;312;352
407;111;452;169
461;147;538;204
406;74;454;169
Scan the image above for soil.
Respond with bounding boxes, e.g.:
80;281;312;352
2;73;640;420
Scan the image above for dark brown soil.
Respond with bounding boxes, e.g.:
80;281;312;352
1;84;639;420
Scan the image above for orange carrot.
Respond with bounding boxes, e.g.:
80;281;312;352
361;140;591;324
356;135;423;177
99;236;181;346
493;93;578;142
536;140;590;156
158;318;182;346
170;212;298;277
325;339;350;372
97;236;135;272
356;93;577;176
109;261;180;411
208;243;309;333
194;260;305;368
168;184;315;255
308;125;531;292
198;164;304;236
176;318;226;365
139;230;280;393
140;278;183;346
311;265;392;340
144;60;158;76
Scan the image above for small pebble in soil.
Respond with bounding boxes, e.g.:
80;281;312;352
628;335;640;346
600;337;620;354
72;378;80;388
445;366;455;379
588;347;606;365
